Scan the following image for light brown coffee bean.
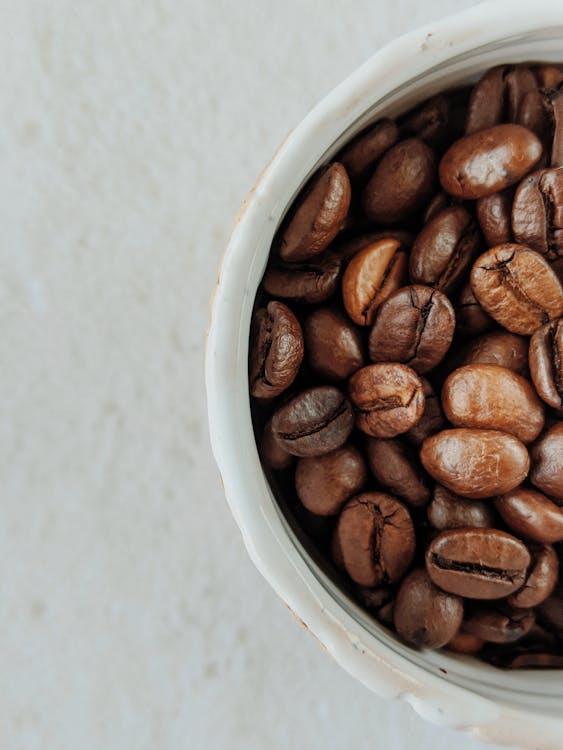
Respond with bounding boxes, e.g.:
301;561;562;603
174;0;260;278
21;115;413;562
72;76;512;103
496;487;563;543
530;422;563;500
427;485;496;531
508;544;559;608
295;445;367;516
529;318;563;408
304;308;364;381
366;437;430;507
339;119;398;181
454;330;529;376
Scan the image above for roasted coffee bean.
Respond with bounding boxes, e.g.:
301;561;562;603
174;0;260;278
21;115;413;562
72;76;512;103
348;363;425;438
496;487;563;543
530;421;563;500
378;601;395;627
456;283;493;336
366;437;430;507
260;417;294;470
427;485;495;531
508;544;559;608
249;301;304;398
426;528;531;598
445;629;485;654
455;330;529;376
420;428;530;499
393;569;463;648
470;244;563;335
512;168;563;258
333;230;414;264
529;319;563;408
362;138;436;223
537;586;563;637
368;286;455;374
295;445;367;516
262;252;341;304
423;192;450;223
354;585;393;612
339;119;398;181
279;163;351;261
271;386;354;457
331;529;345;571
518;86;563;167
535;66;563;88
405;377;445;446
476;190;513;247
440;124;543;199
336;492;415;586
552;256;563;284
399;94;451;146
304;308;364;381
342;239;408;326
442;364;545;443
465;65;538;134
409;206;480;294
493;651;563;668
462;606;535;643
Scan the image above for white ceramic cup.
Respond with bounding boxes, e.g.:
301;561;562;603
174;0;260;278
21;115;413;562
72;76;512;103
206;2;563;746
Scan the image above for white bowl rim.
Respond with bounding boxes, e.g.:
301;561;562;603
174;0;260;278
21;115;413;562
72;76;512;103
206;2;563;747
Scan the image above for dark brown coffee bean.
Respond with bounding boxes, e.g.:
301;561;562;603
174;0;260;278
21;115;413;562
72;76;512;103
354;585;393;612
440;125;543;199
339;119;398;181
529;319;563;408
366;437;430;507
279;163;351;261
262;252;341;304
530;422;563;500
378;601;395;627
399;94;450;146
508;544;559;608
295;445;367;516
512;168;563;259
336;492;415;586
393;569;463;648
495;651;563;668
342;239;408;326
455;330;529;376
445;629;485;654
405;377;444;447
362;138;436;223
465;65;537;134
537;586;563;637
496;487;563;543
331;529;345;571
518;87;563;167
426;528;531;598
260;417;294;470
271;386;354;457
456;283;493;336
409;206;481;294
423;192;450;223
348;364;425;438
368;286;455;374
332;230;414;265
427;485;496;531
470;244;563;335
463;606;535;643
249;301;304;398
442;364;545;443
304;308;364;381
420;428;530;499
476;190;513;247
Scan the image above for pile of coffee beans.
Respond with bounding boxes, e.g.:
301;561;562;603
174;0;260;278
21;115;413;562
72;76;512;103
249;63;563;668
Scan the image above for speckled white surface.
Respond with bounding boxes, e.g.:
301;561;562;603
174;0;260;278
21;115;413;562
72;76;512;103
1;1;518;748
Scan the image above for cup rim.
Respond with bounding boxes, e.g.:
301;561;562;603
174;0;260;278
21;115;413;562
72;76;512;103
206;2;563;746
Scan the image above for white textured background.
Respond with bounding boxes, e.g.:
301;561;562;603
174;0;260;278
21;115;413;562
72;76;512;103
1;1;517;748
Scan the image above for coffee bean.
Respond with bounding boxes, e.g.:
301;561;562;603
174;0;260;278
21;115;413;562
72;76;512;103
476;190;513;247
537;586;563;637
399;94;451;146
440;124;543;199
260;417;294;470
409;206;481;294
462;606;535;643
427;485;495;531
362;138;436;223
331;529;345;571
454;330;529;376
470;244;563;335
496;487;563;543
279;163;351;261
465;65;537;134
423;192;451;223
535;66;563;89
405;377;445;446
445;629;485;654
366;437;430;507
333;230;414;264
348;363;425;438
262;252;341;304
368;286;455;374
342;239;408;326
393;569;463;648
271;386;354;457
508;544;559;608
336;492;415;586
339;119;398;181
420;428;530;499
249;301;304;398
518;87;563;167
426;528;531;598
442;364;545;443
529;319;563;409
493;651;563;668
552;257;563;284
512;168;563;258
530;421;563;500
295;445;367;516
304;308;364;381
456;283;493;336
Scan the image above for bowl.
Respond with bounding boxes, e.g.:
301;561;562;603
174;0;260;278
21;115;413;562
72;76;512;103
206;2;563;747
